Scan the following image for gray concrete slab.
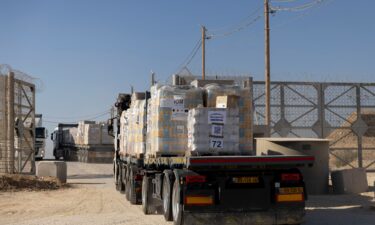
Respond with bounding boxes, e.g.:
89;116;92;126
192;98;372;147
36;161;67;183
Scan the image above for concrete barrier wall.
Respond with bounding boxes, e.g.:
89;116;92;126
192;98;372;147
36;161;67;183
331;168;368;194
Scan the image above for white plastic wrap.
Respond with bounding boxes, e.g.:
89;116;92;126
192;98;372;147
205;84;253;154
187;108;240;154
146;85;204;157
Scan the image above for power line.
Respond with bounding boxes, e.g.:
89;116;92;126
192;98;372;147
270;0;326;12
175;38;202;75
43;111;111;125
271;0;334;29
208;15;263;39
271;0;298;3
44;109;110;120
207;5;263;39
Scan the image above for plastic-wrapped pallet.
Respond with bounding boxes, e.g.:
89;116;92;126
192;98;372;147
205;84;253;154
76;121;113;146
70;128;78;145
146;84;204;157
63;127;78;145
187;107;240;155
125;99;147;156
76;121;95;145
119;110;129;156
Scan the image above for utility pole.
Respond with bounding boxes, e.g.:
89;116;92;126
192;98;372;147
264;0;271;133
201;25;206;80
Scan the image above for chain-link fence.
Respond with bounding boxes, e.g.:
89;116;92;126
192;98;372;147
253;81;375;172
0;65;35;174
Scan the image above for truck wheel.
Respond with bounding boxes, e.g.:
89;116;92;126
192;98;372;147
128;168;138;204
113;162;117;184
163;173;173;221
172;179;183;225
142;175;153;214
83;150;88;163
63;149;69;161
125;166;131;201
116;167;125;192
53;149;59;160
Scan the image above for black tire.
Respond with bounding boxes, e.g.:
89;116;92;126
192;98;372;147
128;168;138;204
53;149;59;160
83;150;88;163
63;149;69;161
172;179;183;225
142;175;153;214
163;173;173;221
116;167;125;192
125;166;131;201
113;162;117;183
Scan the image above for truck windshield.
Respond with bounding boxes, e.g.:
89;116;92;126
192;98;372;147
36;127;46;138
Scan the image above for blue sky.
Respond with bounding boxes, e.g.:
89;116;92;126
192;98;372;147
1;0;374;156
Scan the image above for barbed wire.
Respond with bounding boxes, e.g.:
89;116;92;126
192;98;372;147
0;64;45;92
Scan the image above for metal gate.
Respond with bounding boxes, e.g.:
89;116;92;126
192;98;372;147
253;81;375;171
0;65;35;174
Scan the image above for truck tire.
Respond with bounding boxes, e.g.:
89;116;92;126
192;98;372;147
163;172;173;221
116;167;125;192
113;161;117;184
128;168;138;204
63;149;69;161
172;179;183;225
82;150;88;163
142;175;153;214
125;165;131;201
53;149;59;160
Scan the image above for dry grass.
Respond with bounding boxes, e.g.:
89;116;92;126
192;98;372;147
0;174;62;191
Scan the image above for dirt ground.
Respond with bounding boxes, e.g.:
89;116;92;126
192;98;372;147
1;162;375;225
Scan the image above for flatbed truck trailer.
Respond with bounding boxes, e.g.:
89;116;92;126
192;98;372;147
110;79;315;225
115;153;314;225
52;123;113;163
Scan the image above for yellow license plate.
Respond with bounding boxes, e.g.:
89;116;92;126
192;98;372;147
277;193;304;202
232;177;259;184
279;187;304;194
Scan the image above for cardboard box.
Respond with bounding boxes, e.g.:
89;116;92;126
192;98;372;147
216;95;239;109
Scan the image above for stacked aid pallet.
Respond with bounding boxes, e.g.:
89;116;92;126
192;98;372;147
76;121;113;146
124;94;147;156
187;107;240;155
119;110;128;156
146;84;203;157
205;84;253;155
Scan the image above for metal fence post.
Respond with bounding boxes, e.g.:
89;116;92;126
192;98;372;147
356;85;363;168
7;72;15;173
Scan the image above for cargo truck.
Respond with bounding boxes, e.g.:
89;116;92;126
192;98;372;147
52;122;114;163
35;114;48;160
111;76;315;225
51;123;78;160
